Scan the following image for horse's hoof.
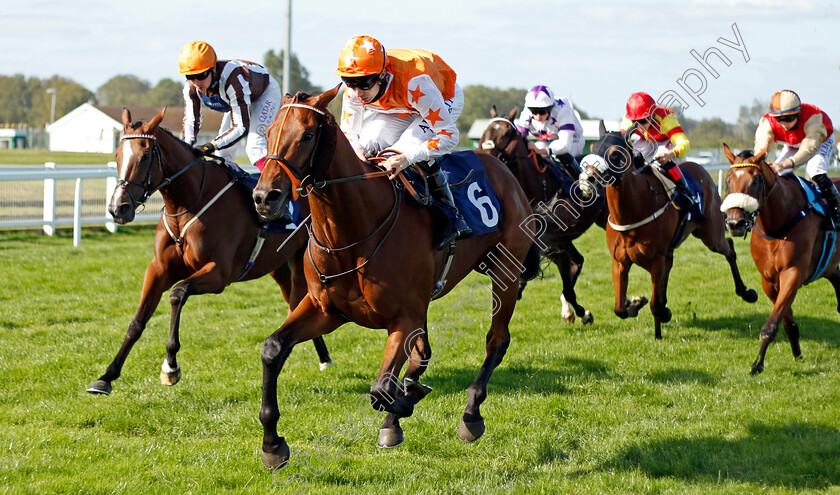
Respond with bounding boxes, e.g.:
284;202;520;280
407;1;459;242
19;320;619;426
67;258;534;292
86;380;112;395
561;313;575;324
160;368;181;386
261;438;291;469
581;311;594;325
750;363;764;375
457;418;485;442
741;289;758;303
377;425;404;449
319;359;334;371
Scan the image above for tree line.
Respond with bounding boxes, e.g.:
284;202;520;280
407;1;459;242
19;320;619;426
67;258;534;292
1;49;771;151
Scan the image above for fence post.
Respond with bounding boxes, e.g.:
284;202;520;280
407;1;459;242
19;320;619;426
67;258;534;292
718;169;724;197
105;161;118;233
73;178;83;247
43;162;56;235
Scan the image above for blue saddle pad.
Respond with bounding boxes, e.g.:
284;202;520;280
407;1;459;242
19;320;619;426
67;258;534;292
408;151;502;238
683;171;705;217
792;174;830;217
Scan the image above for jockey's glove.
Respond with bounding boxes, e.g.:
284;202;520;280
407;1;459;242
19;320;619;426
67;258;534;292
195;142;216;156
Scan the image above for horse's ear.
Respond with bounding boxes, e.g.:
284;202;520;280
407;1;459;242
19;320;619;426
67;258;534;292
722;143;737;164
507;106;518;121
313;84;342;110
598;120;607;137
122;108;132;128
490;105;497;118
148;107;166;131
754;143;769;164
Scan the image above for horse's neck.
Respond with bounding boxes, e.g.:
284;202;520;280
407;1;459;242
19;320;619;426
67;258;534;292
757;175;804;232
308;140;395;245
605;171;661;223
156;134;221;213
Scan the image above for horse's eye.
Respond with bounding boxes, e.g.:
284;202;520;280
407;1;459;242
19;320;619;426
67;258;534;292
303;131;314;141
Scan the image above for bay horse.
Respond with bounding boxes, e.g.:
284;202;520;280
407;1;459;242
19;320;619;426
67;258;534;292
582;122;757;339
478;105;607;324
86;108;332;395
251;87;539;468
721;143;840;374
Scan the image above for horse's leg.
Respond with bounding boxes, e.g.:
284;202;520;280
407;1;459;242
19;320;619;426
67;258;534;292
698;231;758;303
612;257;631;318
87;260;177;394
825;266;840;312
781;307;803;362
270;262;333;370
261;296;344;469
752;270;801;374
555;245;593;324
378;321;433;449
369;317;426;419
459;256;521;443
161;263;231;385
649;254;674;340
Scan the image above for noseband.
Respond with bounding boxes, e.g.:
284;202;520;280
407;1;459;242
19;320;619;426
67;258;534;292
724;162;777;233
265;103;325;196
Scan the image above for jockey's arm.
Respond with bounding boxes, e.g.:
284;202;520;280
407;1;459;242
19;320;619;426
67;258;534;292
397;74;460;165
181;83;202;146
658;113;690;161
212;82;251;151
753;116;774;158
338;88;368;161
788;113;829;167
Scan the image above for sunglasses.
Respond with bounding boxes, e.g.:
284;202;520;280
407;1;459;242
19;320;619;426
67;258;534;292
775;114;799;123
185;70;211;81
633;117;652;126
342;74;380;91
529;108;550;116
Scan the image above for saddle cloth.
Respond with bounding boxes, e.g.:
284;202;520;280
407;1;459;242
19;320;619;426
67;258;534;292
790;174;830;218
648;165;705;220
405;151;502;238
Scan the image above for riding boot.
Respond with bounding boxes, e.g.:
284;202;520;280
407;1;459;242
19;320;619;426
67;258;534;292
427;167;472;249
658;161;706;223
554;152;583;179
813;173;840;229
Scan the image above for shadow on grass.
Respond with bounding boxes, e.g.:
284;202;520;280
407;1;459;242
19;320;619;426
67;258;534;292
691;313;840;348
582;421;840;488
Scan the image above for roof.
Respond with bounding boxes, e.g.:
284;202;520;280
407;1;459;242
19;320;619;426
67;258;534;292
94;105;224;134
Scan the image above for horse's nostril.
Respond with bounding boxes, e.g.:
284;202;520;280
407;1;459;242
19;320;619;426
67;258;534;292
265;190;282;205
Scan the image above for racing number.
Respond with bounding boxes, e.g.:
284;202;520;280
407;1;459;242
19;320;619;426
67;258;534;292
467;182;499;227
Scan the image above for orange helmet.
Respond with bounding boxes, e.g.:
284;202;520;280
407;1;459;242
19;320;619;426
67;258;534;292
179;41;217;75
769;90;801;117
335;35;387;77
626;92;657;121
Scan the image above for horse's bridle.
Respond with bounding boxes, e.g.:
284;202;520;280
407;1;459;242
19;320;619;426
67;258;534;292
724;161;778;234
118;133;207;215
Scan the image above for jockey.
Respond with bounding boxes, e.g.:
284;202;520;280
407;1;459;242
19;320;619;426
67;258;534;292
754;89;839;226
335;35;470;248
621;91;704;221
515;85;585;176
179;41;283;167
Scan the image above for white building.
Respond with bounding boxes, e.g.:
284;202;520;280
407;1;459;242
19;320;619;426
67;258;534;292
46;103;223;153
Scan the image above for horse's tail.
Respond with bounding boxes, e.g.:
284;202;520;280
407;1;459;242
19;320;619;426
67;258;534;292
521;242;542;282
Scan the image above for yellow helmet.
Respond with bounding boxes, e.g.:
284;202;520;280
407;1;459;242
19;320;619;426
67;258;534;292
179;41;217;75
335;35;386;77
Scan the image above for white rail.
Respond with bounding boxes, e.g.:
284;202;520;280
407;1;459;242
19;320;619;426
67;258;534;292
0;162;163;246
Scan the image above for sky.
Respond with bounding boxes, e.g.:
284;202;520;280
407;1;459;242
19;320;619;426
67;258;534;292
3;0;839;124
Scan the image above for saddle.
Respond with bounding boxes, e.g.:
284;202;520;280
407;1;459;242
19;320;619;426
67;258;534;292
788;174;835;230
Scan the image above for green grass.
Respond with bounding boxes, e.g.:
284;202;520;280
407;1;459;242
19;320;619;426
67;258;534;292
0;224;839;494
0;150;115;165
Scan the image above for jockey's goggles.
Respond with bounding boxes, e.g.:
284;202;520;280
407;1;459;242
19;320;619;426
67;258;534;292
774;113;799;123
186;70;212;81
529;107;550;116
341;74;380;91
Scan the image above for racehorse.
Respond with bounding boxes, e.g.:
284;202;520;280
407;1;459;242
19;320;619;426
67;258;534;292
86;108;332;395
478;105;607;324
582;122;757;339
721;143;840;374
251;87;539;468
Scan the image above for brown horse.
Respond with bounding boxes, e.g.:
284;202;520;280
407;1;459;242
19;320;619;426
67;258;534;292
721;144;840;374
478;105;607;324
583;122;757;339
251;87;539;468
86;108;332;395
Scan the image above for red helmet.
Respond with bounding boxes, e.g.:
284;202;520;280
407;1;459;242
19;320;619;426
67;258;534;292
626;92;657;121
